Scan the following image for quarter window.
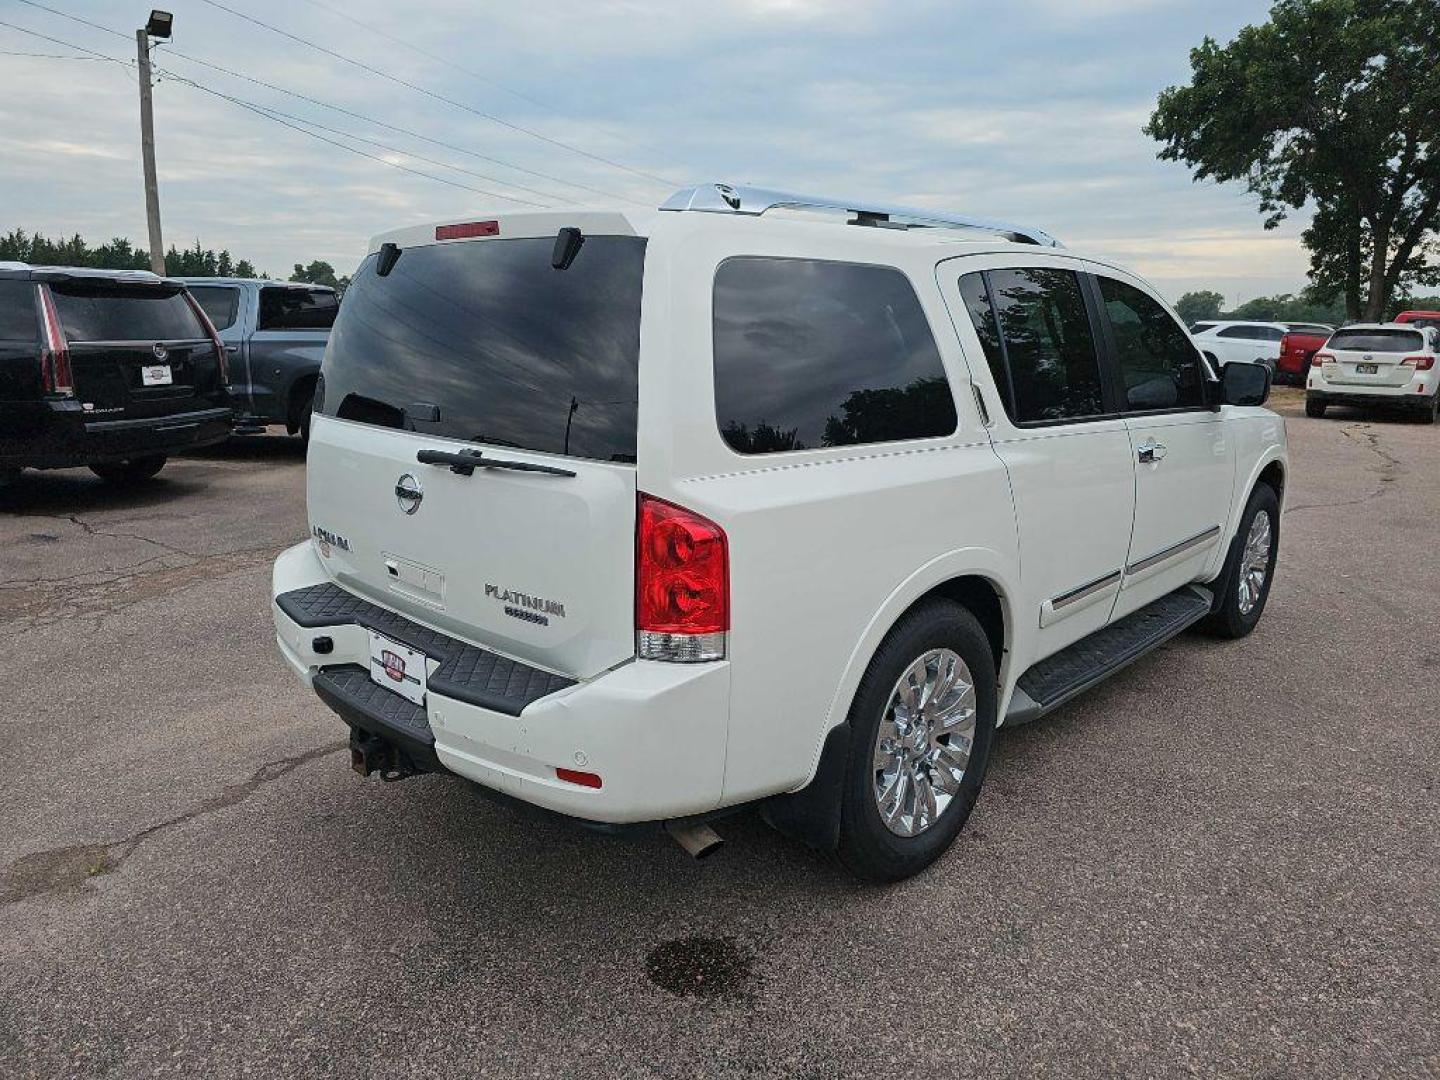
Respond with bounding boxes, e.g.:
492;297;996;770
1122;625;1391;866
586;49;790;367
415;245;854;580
1098;276;1206;411
258;287;338;331
712;257;956;454
958;268;1106;424
187;285;240;332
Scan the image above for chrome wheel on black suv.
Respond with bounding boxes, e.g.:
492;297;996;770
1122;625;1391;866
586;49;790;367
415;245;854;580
838;600;997;882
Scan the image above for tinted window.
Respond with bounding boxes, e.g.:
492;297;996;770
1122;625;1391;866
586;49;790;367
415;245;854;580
1327;328;1425;353
1188;322;1218;335
258;287;338;331
1099;276;1206;411
319;236;645;463
188;285;240;331
49;283;206;342
712;258;954;454
0;280;38;341
962;267;1105;423
958;272;1006;403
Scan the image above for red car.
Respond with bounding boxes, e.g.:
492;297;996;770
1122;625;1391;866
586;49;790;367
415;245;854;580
1277;326;1333;385
1396;310;1440;331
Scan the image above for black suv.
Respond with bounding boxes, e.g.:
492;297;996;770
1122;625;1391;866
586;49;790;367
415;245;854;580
0;264;233;485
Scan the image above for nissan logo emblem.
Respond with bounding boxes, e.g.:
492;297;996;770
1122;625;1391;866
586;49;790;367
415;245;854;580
394;473;423;515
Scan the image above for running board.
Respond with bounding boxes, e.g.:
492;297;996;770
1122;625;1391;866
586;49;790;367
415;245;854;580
1005;585;1213;726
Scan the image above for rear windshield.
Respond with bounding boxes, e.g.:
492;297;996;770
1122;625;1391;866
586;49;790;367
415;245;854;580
0;280;38;341
187;285;241;331
49;283;206;342
1327;328;1424;353
318;236;645;463
258;287;338;331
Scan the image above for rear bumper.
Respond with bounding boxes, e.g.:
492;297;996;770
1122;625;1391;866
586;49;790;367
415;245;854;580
1306;385;1437;408
271;541;730;823
0;402;233;468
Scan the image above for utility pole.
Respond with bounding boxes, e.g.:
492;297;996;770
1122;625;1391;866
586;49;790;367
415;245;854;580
136;11;173;276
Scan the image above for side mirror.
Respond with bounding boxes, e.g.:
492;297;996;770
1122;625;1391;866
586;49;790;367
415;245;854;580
1221;360;1271;407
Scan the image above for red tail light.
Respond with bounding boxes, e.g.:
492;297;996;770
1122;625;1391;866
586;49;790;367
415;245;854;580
435;221;499;240
1312;352;1334;368
636;493;728;662
1401;355;1435;371
35;285;73;396
183;290;229;384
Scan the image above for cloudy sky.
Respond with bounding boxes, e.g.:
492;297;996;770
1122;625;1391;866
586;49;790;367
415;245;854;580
1;0;1308;305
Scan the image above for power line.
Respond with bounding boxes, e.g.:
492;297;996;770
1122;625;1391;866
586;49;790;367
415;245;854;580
0;48;108;59
12;0;651;206
193;0;676;189
0;19;545;206
294;0;560;117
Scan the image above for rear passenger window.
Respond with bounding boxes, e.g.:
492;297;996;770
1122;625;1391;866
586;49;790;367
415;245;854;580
0;281;37;341
1097;276;1206;411
258;287;338;331
958;268;1106;423
713;258;956;454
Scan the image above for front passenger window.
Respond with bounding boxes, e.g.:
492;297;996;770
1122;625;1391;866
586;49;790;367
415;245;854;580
1098;276;1206;412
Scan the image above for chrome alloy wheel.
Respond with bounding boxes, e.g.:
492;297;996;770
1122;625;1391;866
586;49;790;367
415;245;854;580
872;648;977;838
1237;510;1273;616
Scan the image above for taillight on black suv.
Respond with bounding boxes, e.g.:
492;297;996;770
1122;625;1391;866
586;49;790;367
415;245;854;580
636;493;728;662
35;285;73;396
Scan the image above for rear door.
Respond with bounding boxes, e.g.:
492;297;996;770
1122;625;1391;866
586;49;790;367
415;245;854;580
1091;272;1233;617
185;283;247;406
307;227;646;680
45;278;227;420
1215;323;1282;367
945;260;1136;662
1321;326;1427;388
251;286;337;422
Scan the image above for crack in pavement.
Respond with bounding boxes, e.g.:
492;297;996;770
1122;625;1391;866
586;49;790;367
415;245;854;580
1285;423;1407;514
61;513;201;560
0;543;292;626
0;743;342;906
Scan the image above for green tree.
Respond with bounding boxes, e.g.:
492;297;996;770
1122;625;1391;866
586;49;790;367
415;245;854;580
291;260;339;288
1175;290;1225;323
1146;0;1440;321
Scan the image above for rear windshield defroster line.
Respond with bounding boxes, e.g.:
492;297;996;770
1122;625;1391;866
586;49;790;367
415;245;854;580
318;236;645;463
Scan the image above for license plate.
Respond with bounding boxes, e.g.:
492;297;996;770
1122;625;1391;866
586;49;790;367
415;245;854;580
141;364;173;386
1357;363;1378;375
367;630;426;705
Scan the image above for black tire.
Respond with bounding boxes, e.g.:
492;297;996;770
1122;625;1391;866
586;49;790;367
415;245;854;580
1202;482;1280;639
292;381;316;447
1417;395;1438;425
1305;397;1326;418
835;599;998;883
89;455;167;484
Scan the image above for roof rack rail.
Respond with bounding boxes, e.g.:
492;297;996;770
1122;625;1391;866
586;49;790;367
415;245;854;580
659;183;1062;248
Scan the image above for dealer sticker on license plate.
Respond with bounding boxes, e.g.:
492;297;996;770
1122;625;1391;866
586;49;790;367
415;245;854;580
1357;363;1378;375
367;630;427;706
141;364;173;386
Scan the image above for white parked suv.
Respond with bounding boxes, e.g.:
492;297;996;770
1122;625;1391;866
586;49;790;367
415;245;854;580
1189;319;1333;372
271;184;1288;881
1306;323;1440;423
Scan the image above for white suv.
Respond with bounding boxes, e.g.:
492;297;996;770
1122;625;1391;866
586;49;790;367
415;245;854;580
1189;320;1333;372
271;184;1288;881
1306;323;1440;423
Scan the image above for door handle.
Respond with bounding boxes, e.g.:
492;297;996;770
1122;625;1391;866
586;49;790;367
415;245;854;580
1137;439;1168;464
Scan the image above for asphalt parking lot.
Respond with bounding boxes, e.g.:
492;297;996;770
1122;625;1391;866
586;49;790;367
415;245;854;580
0;388;1435;1079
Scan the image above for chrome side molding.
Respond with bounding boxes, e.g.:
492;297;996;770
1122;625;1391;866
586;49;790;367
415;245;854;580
659;183;1063;248
1052;569;1123;611
1126;525;1222;577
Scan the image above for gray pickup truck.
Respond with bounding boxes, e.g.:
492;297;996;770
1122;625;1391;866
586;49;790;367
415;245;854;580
179;278;338;441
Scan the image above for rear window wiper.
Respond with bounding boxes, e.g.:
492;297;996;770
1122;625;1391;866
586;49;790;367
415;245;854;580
416;447;575;477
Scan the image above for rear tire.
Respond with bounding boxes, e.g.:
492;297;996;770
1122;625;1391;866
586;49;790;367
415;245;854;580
1418;395;1438;425
1305;397;1326;418
292;381;316;447
835;600;997;883
1202;483;1279;640
89;455;167;484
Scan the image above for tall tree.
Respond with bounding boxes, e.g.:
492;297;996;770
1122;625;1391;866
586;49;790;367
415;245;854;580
1146;0;1440;320
1175;290;1225;323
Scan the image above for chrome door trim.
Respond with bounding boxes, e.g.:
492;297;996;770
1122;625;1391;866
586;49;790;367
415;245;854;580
1051;568;1123;611
1126;524;1221;576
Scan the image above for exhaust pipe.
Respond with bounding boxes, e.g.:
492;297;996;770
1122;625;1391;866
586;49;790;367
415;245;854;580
665;820;724;860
